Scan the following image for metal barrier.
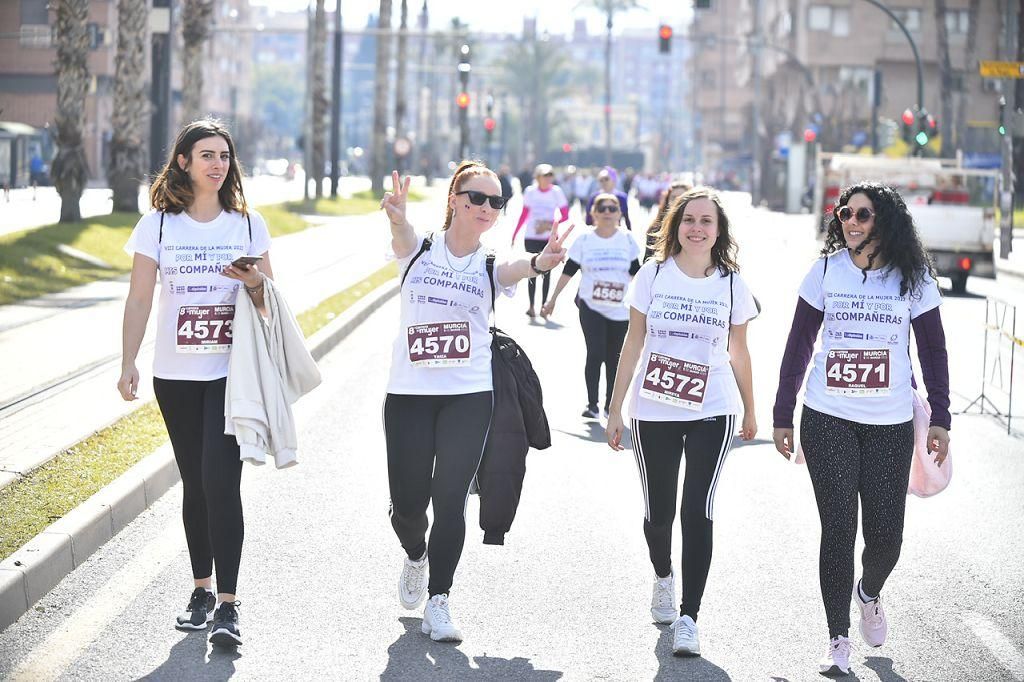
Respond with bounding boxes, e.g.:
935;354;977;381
961;297;1019;434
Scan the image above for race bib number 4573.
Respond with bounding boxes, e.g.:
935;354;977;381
825;348;891;396
407;321;471;367
176;305;234;354
639;352;709;411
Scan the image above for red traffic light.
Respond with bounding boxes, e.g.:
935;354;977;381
484;117;496;132
456;92;470;109
659;25;673;40
562;143;572;153
901;108;915;126
803;128;817;143
927;115;937;130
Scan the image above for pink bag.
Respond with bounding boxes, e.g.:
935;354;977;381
907;389;952;498
792;391;951;497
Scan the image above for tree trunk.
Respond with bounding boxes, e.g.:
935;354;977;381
394;0;408;173
935;0;956;156
371;0;392;195
311;0;327;199
604;11;612;166
955;0;980;157
181;0;214;123
109;0;149;214
52;0;90;223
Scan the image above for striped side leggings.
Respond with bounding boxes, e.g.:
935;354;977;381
631;415;736;620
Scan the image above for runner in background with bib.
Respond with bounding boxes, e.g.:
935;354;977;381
117;119;273;646
772;182;950;677
381;163;571;643
605;187;757;657
541;192;640;419
511;163;570;319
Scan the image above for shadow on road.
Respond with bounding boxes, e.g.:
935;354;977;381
552;421;608;444
380;617;563;680
652;623;731;681
730;437;774;450
863;655;909;681
137;631;241;681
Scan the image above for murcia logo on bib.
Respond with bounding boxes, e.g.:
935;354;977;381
639;352;709;411
825;348;890;396
407;321;471;367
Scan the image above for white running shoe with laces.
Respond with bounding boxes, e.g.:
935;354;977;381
398;553;428;610
421;594;463;642
854;584;888;647
671;615;700;656
818;636;852;675
650;573;677;624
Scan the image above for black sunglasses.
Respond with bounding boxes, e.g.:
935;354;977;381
594;204;619;213
836;205;874;224
455;190;507;210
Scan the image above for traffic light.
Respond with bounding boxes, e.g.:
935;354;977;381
484;118;496;132
456;92;470;109
999;96;1007;136
658;25;672;54
915;109;930;147
901;108;915;143
803;128;817;144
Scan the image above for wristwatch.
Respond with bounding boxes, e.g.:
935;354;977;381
530;254;547;275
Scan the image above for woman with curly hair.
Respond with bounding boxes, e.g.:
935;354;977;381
606;187;758;657
644;180;692;261
772;182;951;676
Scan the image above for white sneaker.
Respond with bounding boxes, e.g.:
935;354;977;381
671;615;700;656
650;573;677;624
854;583;888;647
421;594;463;642
398;553;428;610
818;636;852;675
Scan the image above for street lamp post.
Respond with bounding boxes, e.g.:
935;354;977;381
149;0;173;177
329;1;343;197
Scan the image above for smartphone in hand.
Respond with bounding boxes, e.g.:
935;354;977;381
231;255;263;269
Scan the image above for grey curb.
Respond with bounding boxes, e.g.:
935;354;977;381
0;277;399;633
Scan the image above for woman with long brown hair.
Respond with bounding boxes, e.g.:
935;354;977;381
117;119;272;647
606;187;757;657
380;161;571;642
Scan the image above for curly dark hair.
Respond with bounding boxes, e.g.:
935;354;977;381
653;186;740;275
822;182;936;298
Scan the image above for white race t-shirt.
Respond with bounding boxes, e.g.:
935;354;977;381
387;233;516;395
798;249;942;424
522;185;569;241
624;258;758;421
124;209;273;381
567;229;641;322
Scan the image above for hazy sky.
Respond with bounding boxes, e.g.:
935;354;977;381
249;0;695;34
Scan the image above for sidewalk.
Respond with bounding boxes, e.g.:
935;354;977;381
0;189;444;490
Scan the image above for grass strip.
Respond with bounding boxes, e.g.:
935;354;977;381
283;188;425;218
0;261;399;560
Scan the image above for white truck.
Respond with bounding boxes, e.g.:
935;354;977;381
813;153;999;293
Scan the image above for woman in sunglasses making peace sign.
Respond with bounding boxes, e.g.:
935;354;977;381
772;182;950;676
379;162;571;643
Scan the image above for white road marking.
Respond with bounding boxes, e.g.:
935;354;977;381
8;524;185;682
966;611;1024;681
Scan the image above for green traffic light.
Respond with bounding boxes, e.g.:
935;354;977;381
915;131;929;146
999;125;1007;136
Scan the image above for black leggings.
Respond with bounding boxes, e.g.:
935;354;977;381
525;238;550;308
631;415;736;620
384;391;493;597
578;301;628;410
153;377;244;595
799;405;914;639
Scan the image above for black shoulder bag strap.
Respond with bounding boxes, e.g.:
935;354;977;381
159;211;164;243
400;233;434;289
727;271;734;351
484;251;497;327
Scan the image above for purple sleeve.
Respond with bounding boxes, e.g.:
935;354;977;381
619;192;632;230
773;298;824;429
911;307;952;430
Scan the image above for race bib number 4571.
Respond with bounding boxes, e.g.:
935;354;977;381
176;305;234;354
407;321;471;367
639;352;709;411
825;348;891;396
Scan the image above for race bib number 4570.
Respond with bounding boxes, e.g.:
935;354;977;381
176;305;234;354
407;321;471;367
825;348;891;396
639;352;709;411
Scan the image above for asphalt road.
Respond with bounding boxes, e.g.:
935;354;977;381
0;203;1022;680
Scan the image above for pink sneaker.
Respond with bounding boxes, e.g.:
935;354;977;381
854;584;888;647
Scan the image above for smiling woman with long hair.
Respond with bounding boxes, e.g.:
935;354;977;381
772;181;951;676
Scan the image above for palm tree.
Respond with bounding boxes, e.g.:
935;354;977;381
52;0;90;223
370;0;392;195
108;0;148;214
934;0;955;156
394;0;409;174
181;0;214;123
311;0;328;198
580;0;641;165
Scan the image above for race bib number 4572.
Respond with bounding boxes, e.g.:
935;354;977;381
176;305;234;354
825;348;891;396
407;321;471;367
639;352;709;411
